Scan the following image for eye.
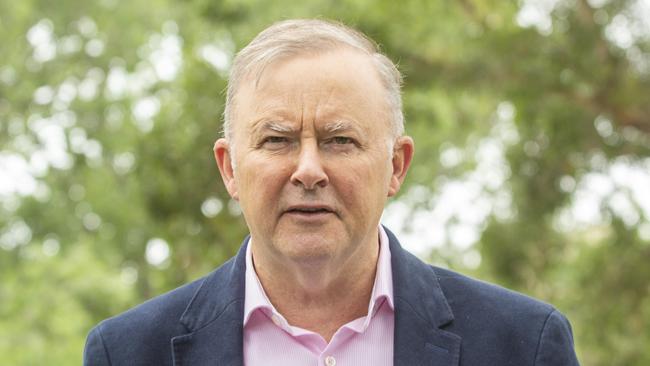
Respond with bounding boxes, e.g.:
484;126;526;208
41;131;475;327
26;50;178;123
330;136;354;145
264;136;288;144
258;135;291;150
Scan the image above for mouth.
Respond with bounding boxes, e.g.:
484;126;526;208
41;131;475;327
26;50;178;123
284;204;336;219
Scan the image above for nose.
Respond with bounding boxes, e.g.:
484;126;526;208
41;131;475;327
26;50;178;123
290;142;329;190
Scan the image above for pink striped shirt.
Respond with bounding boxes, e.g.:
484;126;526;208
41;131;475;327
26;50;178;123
243;226;394;366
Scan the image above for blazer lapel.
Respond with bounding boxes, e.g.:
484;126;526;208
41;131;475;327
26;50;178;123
172;239;249;366
170;231;461;366
386;227;462;366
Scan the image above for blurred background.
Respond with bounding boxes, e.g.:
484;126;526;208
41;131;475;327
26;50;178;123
1;0;649;364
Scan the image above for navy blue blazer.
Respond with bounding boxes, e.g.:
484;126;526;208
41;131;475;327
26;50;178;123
84;228;579;365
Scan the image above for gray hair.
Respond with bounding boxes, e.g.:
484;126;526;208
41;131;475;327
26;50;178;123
223;19;404;143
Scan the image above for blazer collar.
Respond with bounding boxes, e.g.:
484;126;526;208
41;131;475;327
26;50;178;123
171;238;249;366
386;227;461;366
172;229;461;366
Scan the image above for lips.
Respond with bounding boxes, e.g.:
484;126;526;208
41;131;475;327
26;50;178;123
284;204;335;215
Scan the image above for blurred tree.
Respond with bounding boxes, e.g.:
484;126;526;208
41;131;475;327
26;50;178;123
0;0;648;364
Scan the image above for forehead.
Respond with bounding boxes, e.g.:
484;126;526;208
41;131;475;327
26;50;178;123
232;48;391;132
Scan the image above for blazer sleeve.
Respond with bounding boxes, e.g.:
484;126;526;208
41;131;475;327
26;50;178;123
534;309;580;365
84;325;112;366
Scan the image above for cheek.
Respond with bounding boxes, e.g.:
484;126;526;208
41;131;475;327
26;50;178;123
236;155;293;203
332;159;391;213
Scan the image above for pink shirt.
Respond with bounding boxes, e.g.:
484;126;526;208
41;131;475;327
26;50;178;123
243;226;395;366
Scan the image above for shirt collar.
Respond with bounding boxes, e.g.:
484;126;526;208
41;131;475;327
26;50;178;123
243;225;394;327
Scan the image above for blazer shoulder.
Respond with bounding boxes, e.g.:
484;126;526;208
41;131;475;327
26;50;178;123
432;266;556;317
430;266;579;365
84;275;206;366
100;274;205;334
83;247;248;366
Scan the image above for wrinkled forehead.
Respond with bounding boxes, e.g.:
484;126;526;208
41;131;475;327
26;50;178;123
231;49;392;131
242;46;377;92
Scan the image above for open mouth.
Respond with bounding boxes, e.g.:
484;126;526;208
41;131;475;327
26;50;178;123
287;207;331;214
284;205;335;218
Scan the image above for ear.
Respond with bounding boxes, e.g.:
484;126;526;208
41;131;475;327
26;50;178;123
214;138;239;200
388;136;414;197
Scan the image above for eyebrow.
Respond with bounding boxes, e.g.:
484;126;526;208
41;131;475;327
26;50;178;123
251;120;295;135
249;119;363;136
322;120;362;135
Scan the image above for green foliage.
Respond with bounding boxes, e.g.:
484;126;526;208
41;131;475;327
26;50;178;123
1;0;649;364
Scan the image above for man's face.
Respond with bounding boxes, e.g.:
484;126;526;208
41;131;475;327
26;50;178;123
215;48;412;268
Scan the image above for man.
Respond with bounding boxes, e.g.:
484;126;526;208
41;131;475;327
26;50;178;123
84;19;579;365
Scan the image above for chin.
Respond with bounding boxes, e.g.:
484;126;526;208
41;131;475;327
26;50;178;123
274;233;341;263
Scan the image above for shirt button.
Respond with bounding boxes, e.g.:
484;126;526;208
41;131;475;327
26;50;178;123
325;356;336;366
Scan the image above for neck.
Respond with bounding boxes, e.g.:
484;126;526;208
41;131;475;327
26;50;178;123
251;235;380;341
